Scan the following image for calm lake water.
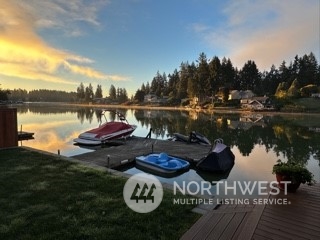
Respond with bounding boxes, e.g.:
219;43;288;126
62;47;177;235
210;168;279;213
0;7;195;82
16;103;320;194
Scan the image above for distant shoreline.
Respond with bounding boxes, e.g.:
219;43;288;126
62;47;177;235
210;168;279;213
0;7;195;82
13;101;320;116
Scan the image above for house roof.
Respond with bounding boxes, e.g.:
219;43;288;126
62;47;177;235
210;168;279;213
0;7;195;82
252;96;269;101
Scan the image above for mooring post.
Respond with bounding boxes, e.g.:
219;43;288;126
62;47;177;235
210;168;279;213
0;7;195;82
107;155;110;168
151;144;154;153
145;128;152;139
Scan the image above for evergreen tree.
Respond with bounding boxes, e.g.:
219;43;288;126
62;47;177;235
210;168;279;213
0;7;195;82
220;58;236;90
278;61;294;87
297;53;319;86
187;62;198;98
263;65;281;95
151;71;166;97
140;83;146;93
109;84;116;100
116;87;121;99
208;56;221;94
76;82;85;101
0;86;10;101
85;83;94;102
145;82;151;94
167;69;179;98
122;88;128;102
162;72;168;96
95;84;103;98
177;62;189;99
239;60;261;92
134;89;145;102
196;52;210;100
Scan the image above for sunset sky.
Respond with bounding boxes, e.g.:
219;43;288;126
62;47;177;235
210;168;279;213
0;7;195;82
1;0;319;96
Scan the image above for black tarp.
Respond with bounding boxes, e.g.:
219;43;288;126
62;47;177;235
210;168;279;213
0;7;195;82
196;141;235;172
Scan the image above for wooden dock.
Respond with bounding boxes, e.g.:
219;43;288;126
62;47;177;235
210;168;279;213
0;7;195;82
18;131;34;140
73;136;211;168
180;183;320;240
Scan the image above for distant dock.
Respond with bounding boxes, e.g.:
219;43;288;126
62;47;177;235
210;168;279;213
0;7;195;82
18;131;34;141
73;136;211;169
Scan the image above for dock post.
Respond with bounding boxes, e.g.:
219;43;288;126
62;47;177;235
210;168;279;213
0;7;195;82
107;155;110;168
151;144;154;153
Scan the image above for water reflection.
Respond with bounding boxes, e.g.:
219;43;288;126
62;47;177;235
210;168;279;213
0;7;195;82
134;110;320;167
16;105;320;182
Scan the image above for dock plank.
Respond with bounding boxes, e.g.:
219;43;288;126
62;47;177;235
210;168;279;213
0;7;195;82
252;183;320;240
219;212;246;240
181;184;320;240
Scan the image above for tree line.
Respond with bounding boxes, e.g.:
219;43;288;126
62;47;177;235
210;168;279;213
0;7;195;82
134;52;320;103
76;83;128;103
3;89;76;102
2;52;319;104
2;83;129;103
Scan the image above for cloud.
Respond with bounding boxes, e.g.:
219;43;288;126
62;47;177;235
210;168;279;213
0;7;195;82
0;0;128;87
195;0;320;70
190;23;210;33
18;0;110;34
21;120;81;153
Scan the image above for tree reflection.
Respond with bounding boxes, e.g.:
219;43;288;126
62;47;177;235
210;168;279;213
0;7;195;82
17;105;320;165
133;110;320;165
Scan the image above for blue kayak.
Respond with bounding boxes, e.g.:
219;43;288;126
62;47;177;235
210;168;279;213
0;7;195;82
135;152;190;175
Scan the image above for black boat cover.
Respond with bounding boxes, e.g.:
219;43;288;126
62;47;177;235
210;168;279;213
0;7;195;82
196;139;235;172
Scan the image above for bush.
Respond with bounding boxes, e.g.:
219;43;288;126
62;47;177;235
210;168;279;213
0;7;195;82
272;160;315;185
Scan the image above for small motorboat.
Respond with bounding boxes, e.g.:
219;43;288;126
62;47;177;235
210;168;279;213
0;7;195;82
170;131;211;145
74;110;137;146
135;152;190;175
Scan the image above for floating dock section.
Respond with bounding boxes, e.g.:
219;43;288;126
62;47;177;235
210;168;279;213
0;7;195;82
18;131;34;140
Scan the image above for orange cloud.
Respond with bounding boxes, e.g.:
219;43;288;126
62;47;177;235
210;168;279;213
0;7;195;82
19;120;83;153
0;0;128;87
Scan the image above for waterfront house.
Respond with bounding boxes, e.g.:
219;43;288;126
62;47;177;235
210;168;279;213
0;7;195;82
144;94;168;104
144;93;158;103
241;96;273;111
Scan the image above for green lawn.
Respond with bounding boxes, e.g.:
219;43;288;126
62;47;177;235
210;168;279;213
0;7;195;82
282;98;320;112
296;98;320;111
0;148;199;240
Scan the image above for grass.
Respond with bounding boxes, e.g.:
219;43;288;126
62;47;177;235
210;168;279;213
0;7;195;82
284;98;320;112
0;148;200;240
